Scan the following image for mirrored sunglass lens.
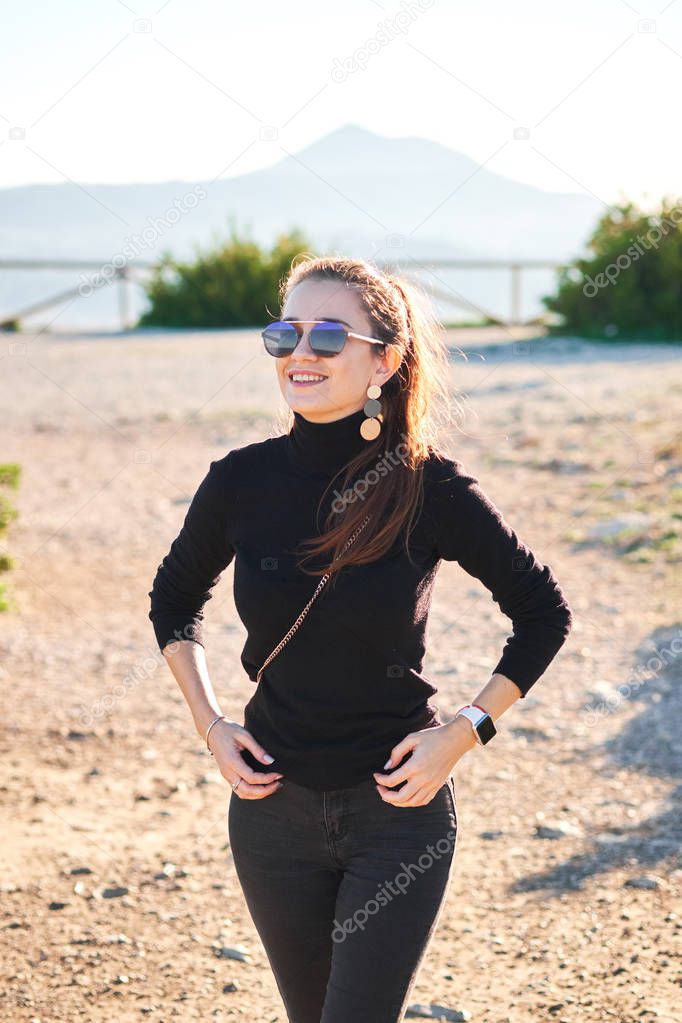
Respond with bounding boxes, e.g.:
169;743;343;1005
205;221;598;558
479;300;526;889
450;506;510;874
310;321;347;354
262;322;297;356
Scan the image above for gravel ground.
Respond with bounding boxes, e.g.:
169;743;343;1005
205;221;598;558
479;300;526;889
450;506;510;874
0;327;680;1023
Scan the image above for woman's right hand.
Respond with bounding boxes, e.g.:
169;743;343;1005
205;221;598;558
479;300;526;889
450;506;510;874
207;719;284;798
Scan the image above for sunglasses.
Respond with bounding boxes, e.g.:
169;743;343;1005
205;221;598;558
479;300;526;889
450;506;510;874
261;319;387;358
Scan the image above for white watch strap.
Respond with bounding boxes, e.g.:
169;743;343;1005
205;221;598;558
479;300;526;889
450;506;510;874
455;705;486;743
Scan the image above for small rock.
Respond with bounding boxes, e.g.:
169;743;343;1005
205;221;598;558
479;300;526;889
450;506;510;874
153;862;188;880
212;944;252;963
595;832;629;844
406;1005;471;1021
48;901;68;911
625;875;663;890
101;886;129;899
152;781;181;800
535;821;582;840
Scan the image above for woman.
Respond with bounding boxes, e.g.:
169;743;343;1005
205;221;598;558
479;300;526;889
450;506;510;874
148;256;573;1023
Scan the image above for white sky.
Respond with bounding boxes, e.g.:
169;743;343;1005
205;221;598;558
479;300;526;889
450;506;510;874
1;0;680;207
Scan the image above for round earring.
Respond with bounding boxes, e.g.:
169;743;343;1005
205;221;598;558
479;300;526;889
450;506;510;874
360;383;383;440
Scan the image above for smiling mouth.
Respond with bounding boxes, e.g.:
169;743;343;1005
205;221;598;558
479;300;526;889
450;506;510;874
287;370;329;384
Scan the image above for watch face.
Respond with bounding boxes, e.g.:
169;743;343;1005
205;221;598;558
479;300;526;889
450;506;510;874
477;714;497;745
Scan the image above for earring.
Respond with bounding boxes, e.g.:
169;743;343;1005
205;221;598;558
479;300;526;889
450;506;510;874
360;384;383;440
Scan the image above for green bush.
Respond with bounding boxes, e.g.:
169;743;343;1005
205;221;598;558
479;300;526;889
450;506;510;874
0;463;21;612
0;494;18;534
137;221;315;328
0;464;20;488
542;198;682;340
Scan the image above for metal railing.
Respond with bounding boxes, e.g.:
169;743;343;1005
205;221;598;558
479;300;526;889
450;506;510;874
0;259;155;331
400;258;565;326
0;257;566;331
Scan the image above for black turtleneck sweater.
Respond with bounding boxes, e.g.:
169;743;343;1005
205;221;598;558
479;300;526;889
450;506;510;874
148;406;573;790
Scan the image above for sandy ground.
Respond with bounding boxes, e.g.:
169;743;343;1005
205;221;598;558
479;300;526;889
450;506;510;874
0;326;681;1023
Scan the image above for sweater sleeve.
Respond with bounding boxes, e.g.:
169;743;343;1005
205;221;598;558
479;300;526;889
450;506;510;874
426;456;573;697
148;453;235;653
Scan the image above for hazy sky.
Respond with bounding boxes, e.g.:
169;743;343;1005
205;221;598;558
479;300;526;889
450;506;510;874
1;0;679;207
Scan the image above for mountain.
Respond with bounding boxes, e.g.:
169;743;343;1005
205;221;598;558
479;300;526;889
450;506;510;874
0;124;601;329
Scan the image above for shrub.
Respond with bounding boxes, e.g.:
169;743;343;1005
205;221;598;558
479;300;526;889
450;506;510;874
0;463;21;612
137;221;315;328
542;198;682;340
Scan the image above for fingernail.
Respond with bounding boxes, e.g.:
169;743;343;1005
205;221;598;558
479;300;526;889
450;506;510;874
263;754;274;763
383;759;392;769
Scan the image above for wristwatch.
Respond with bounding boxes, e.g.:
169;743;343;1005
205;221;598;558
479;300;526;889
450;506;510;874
455;703;497;746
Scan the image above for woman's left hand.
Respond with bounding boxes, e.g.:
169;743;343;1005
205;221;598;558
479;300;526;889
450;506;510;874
373;718;476;807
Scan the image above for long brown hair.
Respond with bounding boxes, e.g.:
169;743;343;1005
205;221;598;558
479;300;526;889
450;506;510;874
274;255;459;582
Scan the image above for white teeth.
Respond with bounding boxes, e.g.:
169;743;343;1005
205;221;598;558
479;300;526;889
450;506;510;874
290;373;326;382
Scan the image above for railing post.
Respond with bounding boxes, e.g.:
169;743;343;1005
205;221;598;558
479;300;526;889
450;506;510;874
117;267;130;331
510;264;521;326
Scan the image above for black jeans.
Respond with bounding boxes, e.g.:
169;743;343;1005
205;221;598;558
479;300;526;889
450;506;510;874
227;773;458;1023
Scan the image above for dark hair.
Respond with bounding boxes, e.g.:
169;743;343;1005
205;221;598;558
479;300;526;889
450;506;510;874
274;254;460;581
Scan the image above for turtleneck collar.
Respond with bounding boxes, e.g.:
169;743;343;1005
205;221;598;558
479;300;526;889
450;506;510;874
286;405;369;477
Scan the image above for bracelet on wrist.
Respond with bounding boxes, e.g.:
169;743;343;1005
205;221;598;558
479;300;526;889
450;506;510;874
204;714;227;755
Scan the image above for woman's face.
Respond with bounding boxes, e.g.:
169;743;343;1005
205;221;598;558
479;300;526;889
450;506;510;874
277;278;401;423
